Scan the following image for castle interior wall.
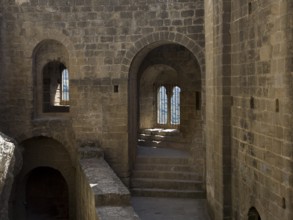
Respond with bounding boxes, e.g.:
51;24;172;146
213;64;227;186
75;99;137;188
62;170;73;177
205;0;292;219
0;0;292;219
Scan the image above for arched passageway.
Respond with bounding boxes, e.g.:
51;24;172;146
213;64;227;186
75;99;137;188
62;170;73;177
9;137;75;220
137;44;202;152
26;167;69;220
128;42;205;199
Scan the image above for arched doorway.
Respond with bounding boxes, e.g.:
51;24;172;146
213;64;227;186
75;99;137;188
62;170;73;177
128;42;204;198
137;44;202;152
9;137;75;220
26;167;69;219
126;33;205;173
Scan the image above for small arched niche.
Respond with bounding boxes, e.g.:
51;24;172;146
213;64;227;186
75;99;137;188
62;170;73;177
26;167;69;219
33;40;70;117
248;207;261;220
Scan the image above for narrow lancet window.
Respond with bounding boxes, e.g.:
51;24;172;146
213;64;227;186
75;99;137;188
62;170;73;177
61;69;69;105
157;86;168;124
171;86;180;125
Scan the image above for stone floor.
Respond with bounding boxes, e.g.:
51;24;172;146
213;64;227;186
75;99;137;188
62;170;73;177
131;197;210;220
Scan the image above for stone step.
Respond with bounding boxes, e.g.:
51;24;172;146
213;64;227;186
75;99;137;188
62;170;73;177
138;139;189;151
139;133;185;142
132;170;202;181
96;206;140;220
138;129;189;151
139;128;181;137
134;164;193;172
131;178;203;191
135;156;188;165
131;188;205;199
132;146;205;200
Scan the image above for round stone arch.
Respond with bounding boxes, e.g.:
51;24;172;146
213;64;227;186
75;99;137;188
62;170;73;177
15;130;77;164
32;39;71;117
10;136;76;220
122;31;205;169
32;39;70;67
121;31;205;79
21;28;80;115
23;26;77;75
25;27;75;62
18;136;74;186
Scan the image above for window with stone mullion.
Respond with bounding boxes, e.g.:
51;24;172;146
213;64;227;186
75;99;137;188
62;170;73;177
157;84;180;127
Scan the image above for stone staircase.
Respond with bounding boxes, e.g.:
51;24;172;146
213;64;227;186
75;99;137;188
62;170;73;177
138;128;190;151
130;147;205;199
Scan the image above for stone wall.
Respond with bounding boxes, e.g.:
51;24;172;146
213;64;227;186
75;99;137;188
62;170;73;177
230;0;293;219
204;0;232;219
76;160;98;220
205;0;293;219
0;0;205;181
1;0;291;219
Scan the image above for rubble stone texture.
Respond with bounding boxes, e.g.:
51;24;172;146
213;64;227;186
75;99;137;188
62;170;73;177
0;133;22;220
0;0;292;219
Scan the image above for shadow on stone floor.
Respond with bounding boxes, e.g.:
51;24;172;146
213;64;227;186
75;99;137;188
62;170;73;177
131;197;210;220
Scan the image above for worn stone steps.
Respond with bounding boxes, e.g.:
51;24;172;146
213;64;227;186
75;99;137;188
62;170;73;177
134;164;193;172
131;149;205;199
139;128;181;136
138;138;189;150
138;129;189;150
132;170;201;181
139;133;185;142
135;156;189;164
132;178;203;191
131;188;205;199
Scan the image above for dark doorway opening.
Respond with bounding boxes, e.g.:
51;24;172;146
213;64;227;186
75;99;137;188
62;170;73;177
26;167;69;220
248;207;261;220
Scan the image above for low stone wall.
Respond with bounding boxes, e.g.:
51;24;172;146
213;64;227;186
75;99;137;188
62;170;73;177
77;147;139;220
76;160;98;220
0;132;22;220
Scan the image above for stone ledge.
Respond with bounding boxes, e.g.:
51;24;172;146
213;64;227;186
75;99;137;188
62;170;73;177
80;158;131;206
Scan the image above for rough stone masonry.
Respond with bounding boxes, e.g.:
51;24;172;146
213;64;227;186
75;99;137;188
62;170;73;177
0;0;292;219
